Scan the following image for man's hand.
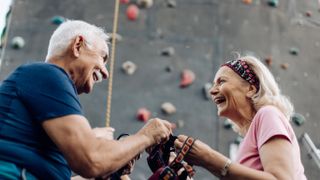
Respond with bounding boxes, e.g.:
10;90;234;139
137;118;173;146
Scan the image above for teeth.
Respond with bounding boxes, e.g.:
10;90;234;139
93;70;103;83
215;97;225;104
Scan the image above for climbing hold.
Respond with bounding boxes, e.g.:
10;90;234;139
165;65;173;72
180;69;195;88
289;47;299;55
122;61;137;75
137;0;153;8
155;28;164;39
177;120;184;128
167;0;176;8
51;16;65;25
264;56;272;66
11;36;25;49
108;33;123;42
234;136;243;145
280;63;289;70
291;113;305;126
161;102;176;115
267;0;278;7
305;11;312;17
161;46;175;57
223;119;233;129
137;108;151;122
242;0;252;5
203;83;212;100
126;4;139;21
120;0;130;4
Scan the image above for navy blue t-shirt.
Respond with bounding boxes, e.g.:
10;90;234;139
0;63;83;179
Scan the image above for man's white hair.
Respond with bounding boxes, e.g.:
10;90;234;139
45;20;109;60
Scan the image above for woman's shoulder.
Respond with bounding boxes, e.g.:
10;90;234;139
256;105;282;116
253;105;287;126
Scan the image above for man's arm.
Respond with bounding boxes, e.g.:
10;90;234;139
42;115;172;178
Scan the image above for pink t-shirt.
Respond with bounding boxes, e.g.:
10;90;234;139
236;106;306;179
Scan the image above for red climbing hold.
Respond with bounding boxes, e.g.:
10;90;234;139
180;69;195;88
137;108;151;122
120;0;130;4
126;4;139;21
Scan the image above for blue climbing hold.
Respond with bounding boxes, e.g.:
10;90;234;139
51;16;65;25
267;0;278;7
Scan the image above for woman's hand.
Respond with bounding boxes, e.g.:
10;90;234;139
174;135;212;167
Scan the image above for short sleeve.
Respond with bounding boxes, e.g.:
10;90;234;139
255;106;292;149
16;63;83;122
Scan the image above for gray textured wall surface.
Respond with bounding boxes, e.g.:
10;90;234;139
0;0;319;179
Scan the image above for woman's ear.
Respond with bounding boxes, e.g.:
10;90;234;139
72;35;84;58
246;84;257;98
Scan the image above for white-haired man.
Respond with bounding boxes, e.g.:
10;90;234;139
0;20;172;179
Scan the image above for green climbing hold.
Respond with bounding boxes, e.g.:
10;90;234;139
289;47;299;56
51;16;65;25
267;0;278;7
291;113;305;126
234;136;243;145
223;119;232;129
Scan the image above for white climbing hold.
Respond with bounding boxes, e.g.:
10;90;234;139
203;83;212;100
161;102;176;115
11;36;25;49
137;0;153;8
161;46;175;56
122;61;137;75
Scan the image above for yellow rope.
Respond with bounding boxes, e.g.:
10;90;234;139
106;0;120;127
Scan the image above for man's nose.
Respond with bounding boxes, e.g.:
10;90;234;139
101;66;109;79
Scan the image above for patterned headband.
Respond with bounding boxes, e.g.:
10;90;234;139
221;59;260;90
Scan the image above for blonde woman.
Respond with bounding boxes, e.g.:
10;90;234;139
175;56;306;179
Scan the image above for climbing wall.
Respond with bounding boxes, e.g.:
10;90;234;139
1;0;319;179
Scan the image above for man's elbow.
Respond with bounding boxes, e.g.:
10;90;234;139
69;154;116;178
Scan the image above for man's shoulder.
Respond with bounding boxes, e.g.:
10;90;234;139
18;62;66;75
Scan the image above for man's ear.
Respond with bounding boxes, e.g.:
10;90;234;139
246;84;257;98
72;35;84;58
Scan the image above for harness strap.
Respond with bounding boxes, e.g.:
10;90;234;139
171;137;195;165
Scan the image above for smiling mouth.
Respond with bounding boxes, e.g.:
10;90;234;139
93;70;103;83
214;96;226;105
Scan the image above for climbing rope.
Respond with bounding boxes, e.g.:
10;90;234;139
105;0;120;127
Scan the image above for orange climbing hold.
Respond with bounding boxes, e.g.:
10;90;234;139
126;4;139;21
137;108;151;122
242;0;252;4
180;69;195;88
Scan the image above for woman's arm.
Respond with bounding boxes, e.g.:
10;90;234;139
175;135;294;180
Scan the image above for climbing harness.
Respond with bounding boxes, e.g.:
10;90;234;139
147;135;196;180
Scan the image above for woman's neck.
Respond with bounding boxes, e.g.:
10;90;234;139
229;105;256;136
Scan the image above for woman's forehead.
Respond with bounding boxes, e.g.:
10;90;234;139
214;67;235;80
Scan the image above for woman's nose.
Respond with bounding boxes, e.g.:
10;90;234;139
210;85;218;96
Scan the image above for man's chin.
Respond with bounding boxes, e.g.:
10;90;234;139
77;85;92;94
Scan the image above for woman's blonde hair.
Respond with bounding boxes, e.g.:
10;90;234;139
242;55;294;119
227;55;294;135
